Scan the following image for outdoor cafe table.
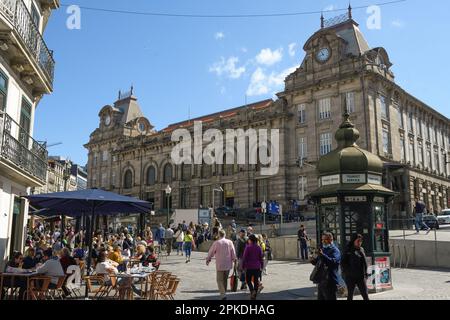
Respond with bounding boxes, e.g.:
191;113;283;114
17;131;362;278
115;268;155;300
0;271;37;300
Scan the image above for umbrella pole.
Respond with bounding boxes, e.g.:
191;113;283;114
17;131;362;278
85;205;95;299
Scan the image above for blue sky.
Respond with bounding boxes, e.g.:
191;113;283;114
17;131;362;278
34;0;450;166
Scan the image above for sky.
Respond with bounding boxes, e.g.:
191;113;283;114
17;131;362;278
34;0;450;166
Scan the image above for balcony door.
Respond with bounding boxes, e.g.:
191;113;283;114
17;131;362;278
19;99;31;147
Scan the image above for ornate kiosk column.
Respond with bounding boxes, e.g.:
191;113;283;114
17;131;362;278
310;114;395;293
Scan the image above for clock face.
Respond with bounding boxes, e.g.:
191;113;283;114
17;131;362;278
104;115;111;126
316;47;330;62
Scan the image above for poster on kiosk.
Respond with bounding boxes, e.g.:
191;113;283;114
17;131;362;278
367;256;392;292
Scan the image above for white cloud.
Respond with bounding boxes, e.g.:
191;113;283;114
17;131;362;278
209;56;246;79
323;5;336;12
255;48;283;66
391;20;405;28
288;43;297;57
214;32;225;40
246;66;297;97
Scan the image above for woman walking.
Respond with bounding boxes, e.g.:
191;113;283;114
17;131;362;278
242;234;264;300
174;227;184;256
341;233;370;300
262;234;271;275
183;230;195;263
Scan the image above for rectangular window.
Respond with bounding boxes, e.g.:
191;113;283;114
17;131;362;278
417;118;422;137
380;96;388;120
255;179;269;202
426;124;430;141
0;71;7;112
408;113;414;133
434;150;439;172
318;98;331;120
93;153;98;166
400;138;405;161
19;98;32;147
382;129;390;154
409;142;415;165
435;128;439;145
102;150;108;162
180;188;190;209
427;149;432;169
201;185;211;208
418;146;423;165
111;171;116;186
320;133;332;156
397;108;403;129
297;104;306;123
346;92;355;113
298;176;307;200
298;137;307;160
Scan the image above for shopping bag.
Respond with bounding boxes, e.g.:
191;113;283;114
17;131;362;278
230;267;238;292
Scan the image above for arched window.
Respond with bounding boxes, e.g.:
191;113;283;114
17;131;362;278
123;169;133;189
163;164;172;183
147;166;156;185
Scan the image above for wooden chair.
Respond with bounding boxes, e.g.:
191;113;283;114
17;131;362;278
48;276;67;299
156;275;180;300
66;265;82;297
152;272;172;300
83;275;109;298
27;276;52;300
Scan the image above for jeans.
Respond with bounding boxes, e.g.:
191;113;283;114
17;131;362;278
299;240;308;260
415;213;429;231
346;278;369;301
176;242;183;254
165;238;173;254
184;242;192;257
245;269;261;293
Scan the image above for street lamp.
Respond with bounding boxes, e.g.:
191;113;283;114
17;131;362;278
165;185;172;227
212;186;224;217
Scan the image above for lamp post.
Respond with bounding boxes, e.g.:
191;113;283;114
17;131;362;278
165;185;172;227
212;186;224;217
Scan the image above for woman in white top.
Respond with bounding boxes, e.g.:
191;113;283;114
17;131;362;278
174;228;185;256
95;251;118;284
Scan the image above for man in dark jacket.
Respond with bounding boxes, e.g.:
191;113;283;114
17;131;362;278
310;232;341;300
234;229;248;290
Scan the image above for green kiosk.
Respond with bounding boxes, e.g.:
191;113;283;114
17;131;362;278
310;114;395;293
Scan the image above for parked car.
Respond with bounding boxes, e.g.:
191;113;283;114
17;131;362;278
437;209;450;225
422;215;440;230
214;206;235;217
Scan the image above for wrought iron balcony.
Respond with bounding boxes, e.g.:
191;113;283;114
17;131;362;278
0;0;55;88
0;111;48;184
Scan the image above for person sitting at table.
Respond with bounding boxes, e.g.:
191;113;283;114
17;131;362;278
135;244;146;261
35;248;65;290
108;245;126;272
142;246;160;270
95;250;118;285
58;248;76;297
22;248;37;270
1;252;28;300
34;240;47;264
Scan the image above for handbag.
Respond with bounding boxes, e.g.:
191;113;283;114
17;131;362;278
229;266;238;292
309;258;328;284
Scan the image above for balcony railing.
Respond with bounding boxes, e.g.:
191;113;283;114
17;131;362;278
0;111;48;182
0;0;55;85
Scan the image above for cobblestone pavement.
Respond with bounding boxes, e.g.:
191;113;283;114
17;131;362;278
159;251;450;300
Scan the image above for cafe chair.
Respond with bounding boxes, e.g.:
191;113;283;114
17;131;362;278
83;275;109;298
27;276;52;300
66;265;82;297
48;276;67;299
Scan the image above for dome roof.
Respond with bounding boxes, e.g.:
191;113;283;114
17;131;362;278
317;114;383;175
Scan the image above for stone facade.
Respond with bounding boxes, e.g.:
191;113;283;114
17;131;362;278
85;15;450;219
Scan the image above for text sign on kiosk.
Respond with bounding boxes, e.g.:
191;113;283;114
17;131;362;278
198;208;211;226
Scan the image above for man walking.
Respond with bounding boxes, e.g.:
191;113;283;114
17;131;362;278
206;229;237;300
310;232;341;300
235;228;248;290
297;224;309;261
165;225;174;256
414;197;431;234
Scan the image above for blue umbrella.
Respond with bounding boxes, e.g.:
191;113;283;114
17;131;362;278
25;188;151;299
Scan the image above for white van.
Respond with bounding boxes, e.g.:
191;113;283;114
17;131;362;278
437;209;450;225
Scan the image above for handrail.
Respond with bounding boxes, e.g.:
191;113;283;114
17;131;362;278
0;0;55;84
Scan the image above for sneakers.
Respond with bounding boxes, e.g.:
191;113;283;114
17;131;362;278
240;283;247;291
426;228;431;234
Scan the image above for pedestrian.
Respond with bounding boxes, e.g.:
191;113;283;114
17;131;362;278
206;229;237;300
234;228;248;290
341;234;370;301
414;197;431;234
309;232;341;300
165;225;174;256
262;234;271;275
183;230;195;263
297;224;309;261
242;234;264;300
157;223;166;245
174;227;184;256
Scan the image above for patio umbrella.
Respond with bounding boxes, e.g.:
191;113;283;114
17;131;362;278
25;188;151;298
